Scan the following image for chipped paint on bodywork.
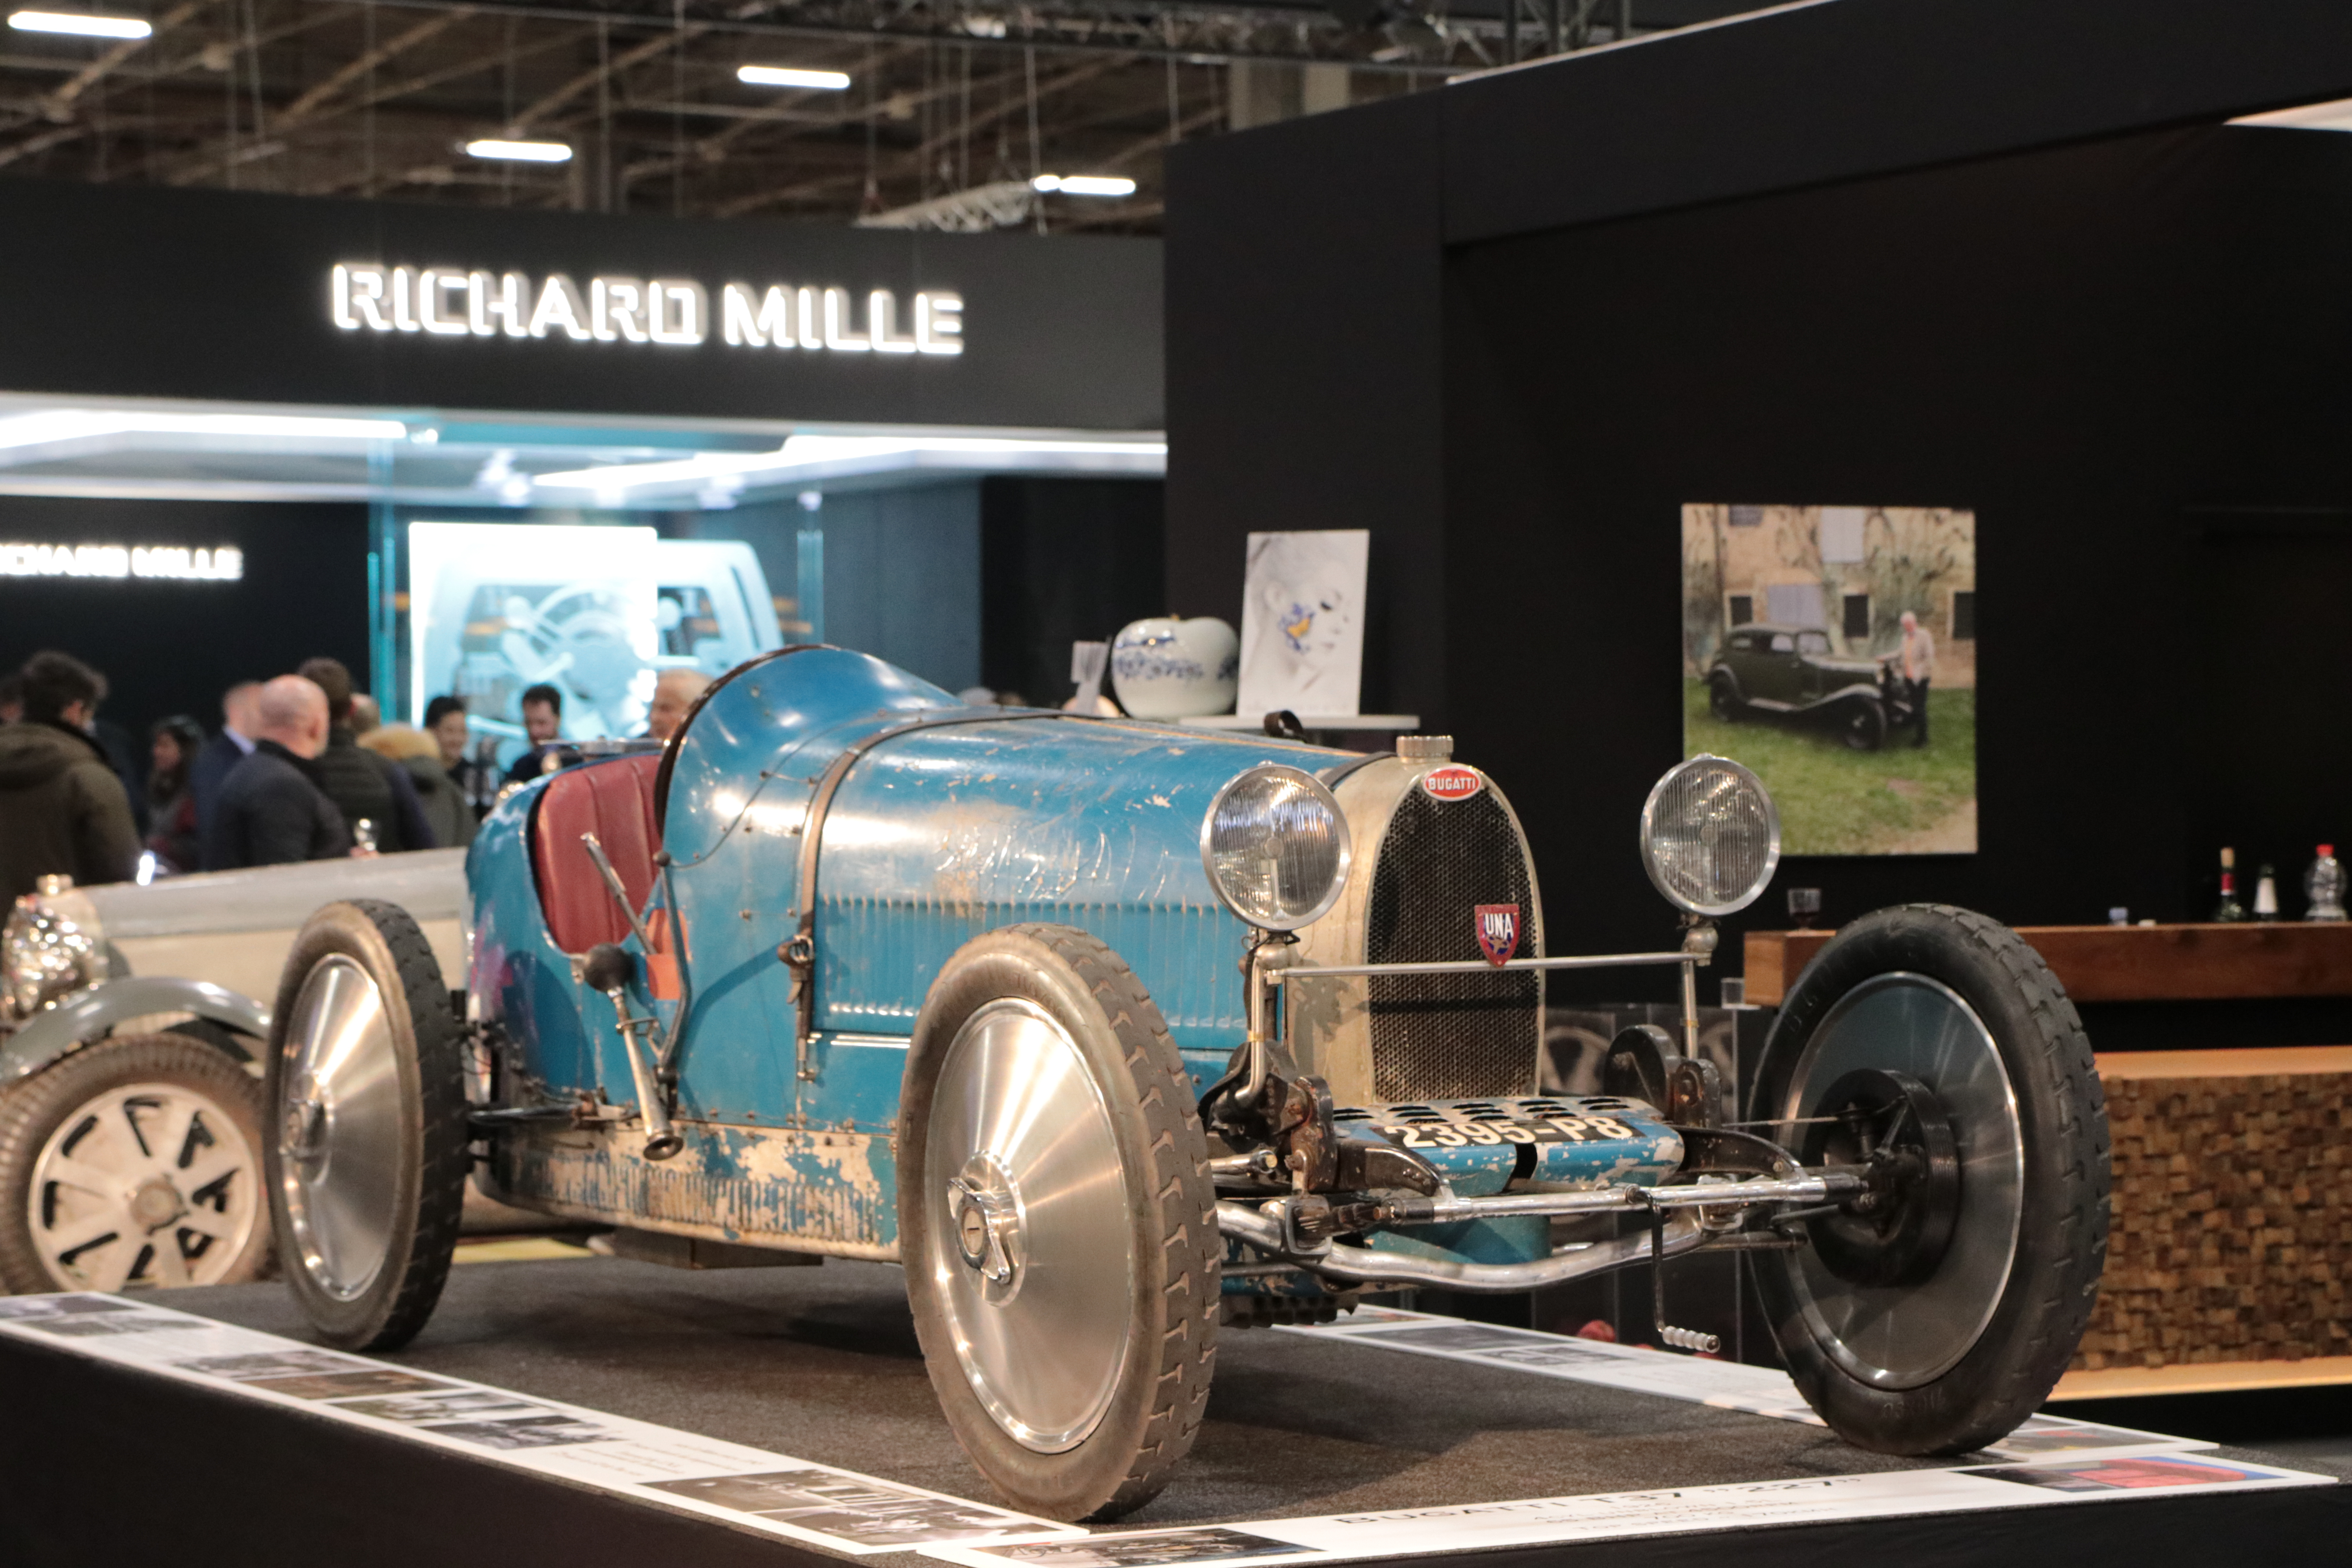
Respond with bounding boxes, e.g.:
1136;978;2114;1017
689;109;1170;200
489;1119;900;1259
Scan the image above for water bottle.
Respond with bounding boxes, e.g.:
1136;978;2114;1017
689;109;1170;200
2307;845;2346;922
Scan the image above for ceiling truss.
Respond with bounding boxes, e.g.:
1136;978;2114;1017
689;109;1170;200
0;0;1758;230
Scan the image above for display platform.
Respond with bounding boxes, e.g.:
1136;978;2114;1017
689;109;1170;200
1;1256;2343;1568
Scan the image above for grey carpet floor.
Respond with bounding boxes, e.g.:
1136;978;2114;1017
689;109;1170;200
164;1253;1944;1528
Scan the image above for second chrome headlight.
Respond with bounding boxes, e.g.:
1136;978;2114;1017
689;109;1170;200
1200;764;1352;932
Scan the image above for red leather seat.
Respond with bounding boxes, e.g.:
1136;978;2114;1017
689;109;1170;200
530;753;663;954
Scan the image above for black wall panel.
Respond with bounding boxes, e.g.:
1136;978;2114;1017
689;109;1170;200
0;495;369;746
1446;125;2352;992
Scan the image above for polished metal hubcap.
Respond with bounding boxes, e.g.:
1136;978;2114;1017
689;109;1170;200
28;1082;259;1291
279;954;405;1303
927;998;1134;1454
1777;971;2024;1389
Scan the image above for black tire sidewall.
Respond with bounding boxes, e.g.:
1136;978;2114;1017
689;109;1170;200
263;898;466;1349
898;923;1218;1522
0;1034;272;1294
1753;904;2108;1454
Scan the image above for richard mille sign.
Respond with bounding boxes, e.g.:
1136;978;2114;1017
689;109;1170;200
330;263;964;356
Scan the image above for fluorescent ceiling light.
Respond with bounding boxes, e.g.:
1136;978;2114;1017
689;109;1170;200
464;138;572;163
1029;173;1136;198
531;434;1166;492
2230;96;2352;132
738;64;851;90
0;410;407;452
9;9;152;37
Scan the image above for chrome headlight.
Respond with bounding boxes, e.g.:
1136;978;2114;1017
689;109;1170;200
1200;764;1352;932
2;878;108;1025
1640;755;1781;918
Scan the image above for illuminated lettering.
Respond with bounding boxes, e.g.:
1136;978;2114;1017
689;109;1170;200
721;283;793;348
593;277;648;343
529;274;592;340
332;264;390;331
648;278;706;346
869;289;917;354
0;543;243;581
328;264;960;359
417;269;470;336
821;286;871;352
916;291;963;356
469;271;530;338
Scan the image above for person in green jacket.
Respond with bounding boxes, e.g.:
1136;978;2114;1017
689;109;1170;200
0;650;141;903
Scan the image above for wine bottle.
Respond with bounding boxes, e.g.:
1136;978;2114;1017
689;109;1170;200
2213;847;2246;923
2308;845;2347;922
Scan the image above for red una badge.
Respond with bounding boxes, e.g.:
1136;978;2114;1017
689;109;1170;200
1421;766;1483;802
1476;903;1521;966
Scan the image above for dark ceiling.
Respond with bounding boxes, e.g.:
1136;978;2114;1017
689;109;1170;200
0;0;1766;230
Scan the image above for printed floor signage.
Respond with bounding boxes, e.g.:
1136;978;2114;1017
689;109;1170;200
0;1292;2332;1565
0;1292;1077;1554
1275;1309;2208;1459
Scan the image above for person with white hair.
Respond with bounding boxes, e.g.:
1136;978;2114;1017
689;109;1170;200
201;675;354;870
1899;610;1936;749
644;668;714;742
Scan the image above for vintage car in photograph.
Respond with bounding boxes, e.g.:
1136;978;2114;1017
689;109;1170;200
263;647;2109;1521
0;851;465;1296
1706;622;1920;750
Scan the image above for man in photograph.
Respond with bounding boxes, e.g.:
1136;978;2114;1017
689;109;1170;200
1899;610;1936;748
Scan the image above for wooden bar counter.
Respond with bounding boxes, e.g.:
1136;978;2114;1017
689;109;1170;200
1744;919;2352;1007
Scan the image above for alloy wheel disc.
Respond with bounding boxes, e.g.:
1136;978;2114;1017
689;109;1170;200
1776;971;2023;1389
279;955;406;1302
926;998;1134;1454
29;1081;260;1291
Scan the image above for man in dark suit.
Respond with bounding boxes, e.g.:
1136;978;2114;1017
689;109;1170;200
190;680;261;845
296;657;434;852
502;681;580;787
204;676;352;870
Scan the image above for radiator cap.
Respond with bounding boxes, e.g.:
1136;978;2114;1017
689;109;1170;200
1397;734;1453;760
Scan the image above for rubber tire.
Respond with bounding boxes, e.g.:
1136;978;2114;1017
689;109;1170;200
1752;904;2109;1455
264;899;468;1350
0;1034;272;1294
1708;672;1742;721
900;924;1219;1523
1840;699;1887;751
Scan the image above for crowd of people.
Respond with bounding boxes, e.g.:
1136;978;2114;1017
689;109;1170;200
0;649;715;904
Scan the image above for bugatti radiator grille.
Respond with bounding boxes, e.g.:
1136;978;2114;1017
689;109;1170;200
1365;788;1541;1101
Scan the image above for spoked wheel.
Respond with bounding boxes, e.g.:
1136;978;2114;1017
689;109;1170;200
0;1035;271;1294
1840;699;1888;751
1753;904;2108;1455
265;900;468;1350
900;924;1218;1523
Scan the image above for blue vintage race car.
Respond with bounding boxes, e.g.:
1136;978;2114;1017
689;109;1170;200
264;648;2109;1521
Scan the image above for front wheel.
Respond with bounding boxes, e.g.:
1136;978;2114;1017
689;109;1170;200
900;924;1219;1522
1708;673;1742;721
1752;904;2109;1455
265;900;468;1350
0;1034;271;1293
1840;699;1887;750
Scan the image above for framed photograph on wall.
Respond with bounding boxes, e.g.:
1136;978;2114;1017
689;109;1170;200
1682;504;1977;855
